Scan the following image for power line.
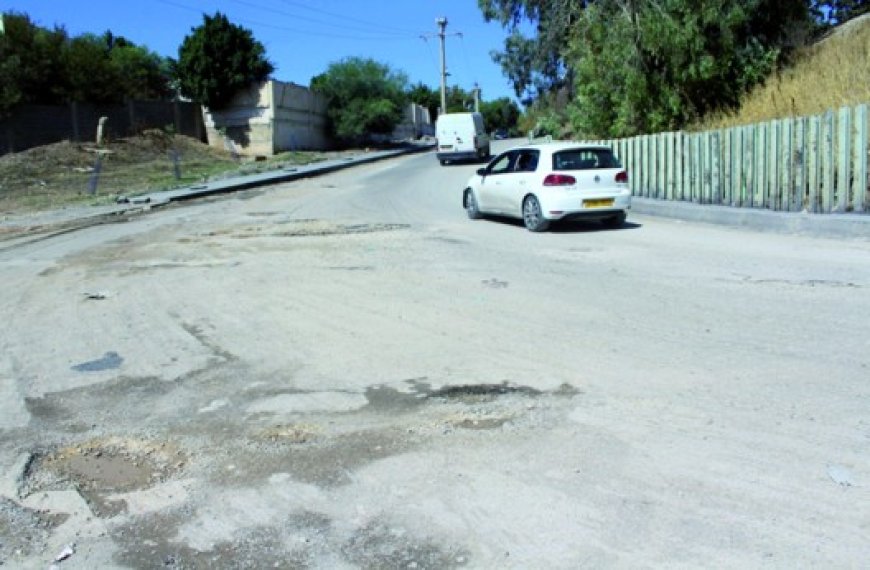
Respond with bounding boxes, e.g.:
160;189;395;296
229;0;419;38
419;37;442;81
459;34;478;89
154;0;420;41
274;0;421;36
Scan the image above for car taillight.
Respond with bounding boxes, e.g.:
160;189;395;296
543;174;577;186
615;171;628;183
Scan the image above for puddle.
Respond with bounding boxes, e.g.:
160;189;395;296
71;351;123;372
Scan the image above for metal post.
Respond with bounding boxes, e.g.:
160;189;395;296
170;149;181;180
437;17;448;116
88;153;104;195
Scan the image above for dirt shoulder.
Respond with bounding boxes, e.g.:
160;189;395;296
0;130;377;215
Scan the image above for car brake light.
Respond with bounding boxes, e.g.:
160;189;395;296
615;171;628;183
543;174;577;186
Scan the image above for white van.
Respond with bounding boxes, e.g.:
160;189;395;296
436;112;491;165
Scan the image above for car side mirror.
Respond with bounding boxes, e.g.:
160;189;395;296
476;168;488;177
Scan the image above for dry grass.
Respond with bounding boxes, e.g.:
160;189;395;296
696;15;870;130
0;130;360;214
0;132;238;213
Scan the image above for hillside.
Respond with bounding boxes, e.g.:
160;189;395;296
698;14;870;130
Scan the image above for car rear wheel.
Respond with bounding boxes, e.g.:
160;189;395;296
603;211;626;229
522;195;549;232
465;189;482;219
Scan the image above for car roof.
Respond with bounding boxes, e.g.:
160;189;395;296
509;141;613;153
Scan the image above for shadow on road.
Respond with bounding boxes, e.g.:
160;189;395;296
482;216;643;233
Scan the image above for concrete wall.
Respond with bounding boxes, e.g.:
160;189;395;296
202;82;277;156
203;80;332;156
393;103;434;140
203;80;434;157
272;82;331;151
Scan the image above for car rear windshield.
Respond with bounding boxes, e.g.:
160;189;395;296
552;148;621;170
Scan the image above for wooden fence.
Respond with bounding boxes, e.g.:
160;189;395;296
598;104;869;214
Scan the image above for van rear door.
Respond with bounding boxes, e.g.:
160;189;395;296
437;115;474;154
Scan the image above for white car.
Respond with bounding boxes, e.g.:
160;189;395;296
462;142;631;232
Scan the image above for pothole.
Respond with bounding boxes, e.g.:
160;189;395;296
271;222;410;237
428;383;542;404
207;221;410;239
365;381;576;411
256;423;323;445
24;436;187;517
451;416;512;430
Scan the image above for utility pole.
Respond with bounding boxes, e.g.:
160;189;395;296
473;83;480;113
437;17;448;116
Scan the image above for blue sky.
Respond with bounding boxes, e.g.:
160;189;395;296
4;0;520;103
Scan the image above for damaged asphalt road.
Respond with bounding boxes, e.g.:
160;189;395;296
1;152;869;568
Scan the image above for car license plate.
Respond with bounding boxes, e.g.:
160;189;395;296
584;199;614;208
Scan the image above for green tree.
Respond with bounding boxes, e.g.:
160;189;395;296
0;12;67;113
445;85;475;113
407;81;440;119
479;97;521;133
566;0;811;138
311;57;409;141
107;32;172;100
174;12;274;109
482;0;813;138
478;0;582;102
1;12;173;113
62;33;122;103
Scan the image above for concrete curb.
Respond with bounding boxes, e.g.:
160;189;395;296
631;197;870;240
137;143;435;205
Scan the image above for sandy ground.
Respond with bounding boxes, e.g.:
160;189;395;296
1;149;868;568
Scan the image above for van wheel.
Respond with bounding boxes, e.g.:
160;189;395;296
440;159;448;166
